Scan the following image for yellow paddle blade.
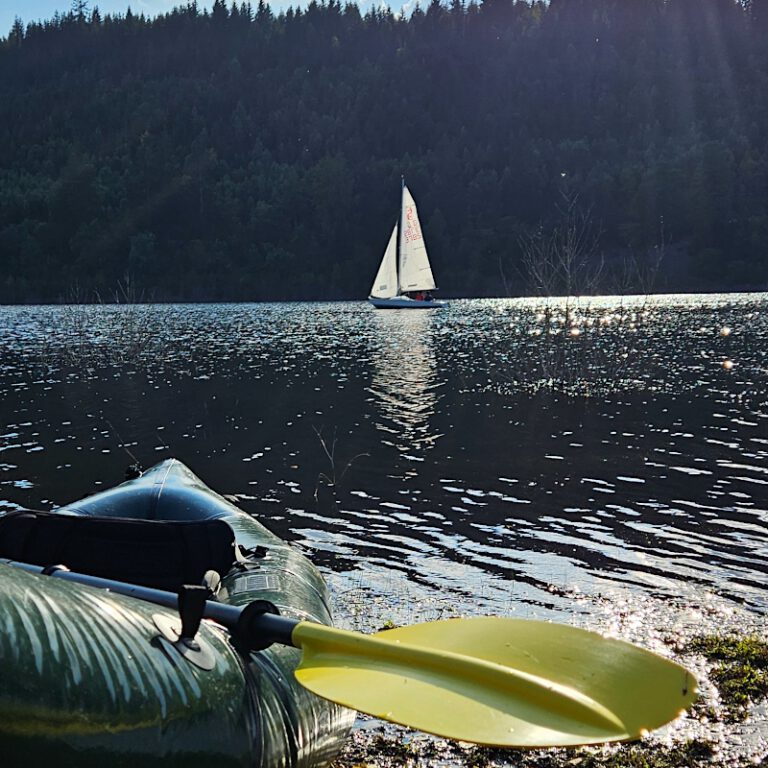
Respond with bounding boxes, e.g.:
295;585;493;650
292;616;696;748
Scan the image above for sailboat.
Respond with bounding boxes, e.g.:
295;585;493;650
368;179;447;309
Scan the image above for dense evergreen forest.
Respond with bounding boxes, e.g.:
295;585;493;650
1;0;767;302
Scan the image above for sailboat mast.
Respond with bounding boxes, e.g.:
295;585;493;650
396;175;405;295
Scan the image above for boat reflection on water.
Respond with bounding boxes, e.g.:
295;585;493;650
367;310;443;459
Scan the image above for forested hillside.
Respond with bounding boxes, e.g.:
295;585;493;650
1;0;767;302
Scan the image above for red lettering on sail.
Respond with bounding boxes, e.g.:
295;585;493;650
404;220;422;243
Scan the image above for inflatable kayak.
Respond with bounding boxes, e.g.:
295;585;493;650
0;459;355;768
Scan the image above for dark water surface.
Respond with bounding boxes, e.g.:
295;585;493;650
2;295;768;640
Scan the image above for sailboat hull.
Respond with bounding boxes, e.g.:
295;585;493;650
369;297;447;309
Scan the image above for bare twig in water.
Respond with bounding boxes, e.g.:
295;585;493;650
35;273;160;368
313;425;368;505
519;188;604;303
104;418;141;466
509;194;666;397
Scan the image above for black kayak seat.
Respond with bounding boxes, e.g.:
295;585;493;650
0;510;236;592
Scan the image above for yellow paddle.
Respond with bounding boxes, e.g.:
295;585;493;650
293;617;697;747
6;559;697;748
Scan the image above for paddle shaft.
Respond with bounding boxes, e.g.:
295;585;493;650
0;558;298;649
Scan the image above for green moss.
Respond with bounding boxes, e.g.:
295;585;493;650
378;620;398;631
458;740;713;768
686;634;768;720
688;635;768;667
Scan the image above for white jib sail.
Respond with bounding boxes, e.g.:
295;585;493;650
370;224;399;298
398;186;436;293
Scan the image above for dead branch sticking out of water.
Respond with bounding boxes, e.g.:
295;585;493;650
511;196;665;397
37;274;161;368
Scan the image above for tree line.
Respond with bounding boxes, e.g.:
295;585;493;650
1;0;767;303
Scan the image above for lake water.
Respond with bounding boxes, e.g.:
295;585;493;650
1;295;767;644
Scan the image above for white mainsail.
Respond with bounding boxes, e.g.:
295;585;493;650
370;224;399;299
398;186;436;293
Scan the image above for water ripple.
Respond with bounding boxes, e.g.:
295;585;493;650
1;294;768;634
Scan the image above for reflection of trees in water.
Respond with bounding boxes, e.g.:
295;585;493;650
368;312;442;454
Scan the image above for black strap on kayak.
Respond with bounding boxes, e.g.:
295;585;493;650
0;511;236;593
